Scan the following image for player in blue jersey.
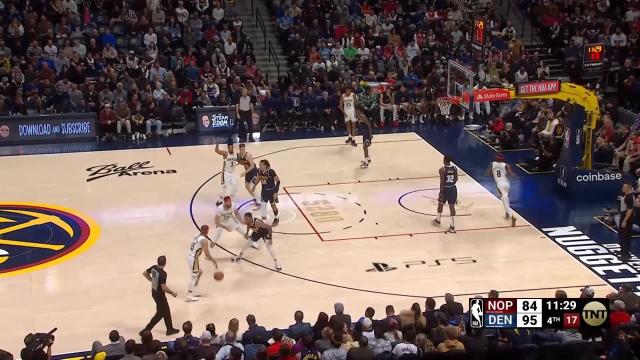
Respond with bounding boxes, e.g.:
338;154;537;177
357;108;372;168
434;156;458;233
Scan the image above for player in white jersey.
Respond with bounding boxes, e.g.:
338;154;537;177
215;142;239;206
187;225;218;302
489;153;516;226
210;196;246;248
340;86;358;146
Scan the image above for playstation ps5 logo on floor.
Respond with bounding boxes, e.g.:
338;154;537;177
366;257;477;272
86;161;177;182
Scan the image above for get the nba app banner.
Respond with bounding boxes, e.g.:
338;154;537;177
0;203;99;277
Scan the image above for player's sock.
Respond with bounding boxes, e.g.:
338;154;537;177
273;210;279;220
437;213;442;222
450;216;455;228
188;272;198;294
266;242;278;262
261;202;268;219
502;194;511;217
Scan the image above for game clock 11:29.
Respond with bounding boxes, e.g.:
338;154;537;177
545;300;578;311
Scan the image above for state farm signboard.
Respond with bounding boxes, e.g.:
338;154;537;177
474;88;511;102
516;80;561;96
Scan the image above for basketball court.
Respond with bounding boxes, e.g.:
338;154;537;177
0;132;611;355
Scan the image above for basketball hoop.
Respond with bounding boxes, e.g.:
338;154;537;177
436;96;460;116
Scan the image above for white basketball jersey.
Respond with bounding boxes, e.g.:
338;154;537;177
189;234;206;258
492;162;508;184
224;152;238;173
216;203;236;223
343;93;356;113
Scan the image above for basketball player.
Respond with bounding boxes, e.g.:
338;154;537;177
210;195;247;247
252;159;281;226
489;153;517;226
215;142;238;206
433;156;458;233
357;108;372;168
232;212;282;271
340;86;358;146
186;225;218;302
237;143;260;207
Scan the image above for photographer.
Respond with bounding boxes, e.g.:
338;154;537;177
20;331;55;360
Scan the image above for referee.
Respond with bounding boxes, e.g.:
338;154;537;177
619;182;635;261
141;256;180;336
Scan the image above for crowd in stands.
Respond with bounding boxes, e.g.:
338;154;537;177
43;285;636;360
0;0;273;140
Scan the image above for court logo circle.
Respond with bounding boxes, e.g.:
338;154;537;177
0;203;99;277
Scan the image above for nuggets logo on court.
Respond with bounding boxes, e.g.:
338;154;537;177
0;203;99;277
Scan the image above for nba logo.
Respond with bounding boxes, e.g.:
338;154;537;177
470;299;484;328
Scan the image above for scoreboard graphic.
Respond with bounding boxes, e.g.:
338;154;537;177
469;299;609;330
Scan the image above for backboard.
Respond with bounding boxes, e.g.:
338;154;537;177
447;60;475;110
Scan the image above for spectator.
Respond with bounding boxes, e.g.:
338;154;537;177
115;101;132;139
218;319;240;345
439;293;464;321
611;300;632;329
360;319;374;343
383;305;401;329
580;286;595;299
312;312;330;341
288;311;312;342
91;330;125;358
266;329;285;359
193;331;218;360
216;331;244;360
314;327;334;353
619;284;640;310
244;333;267;360
329;303;352;332
176;321;200;349
414;334;435;355
368;328;391;357
383;319;402;342
292;332;319;360
321;334;347;360
242;315;269;346
99;104;117;140
391;330;418;357
346;337;373;360
436;326;465;353
122;340;141;360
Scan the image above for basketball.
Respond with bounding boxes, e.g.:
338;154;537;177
213;271;224;281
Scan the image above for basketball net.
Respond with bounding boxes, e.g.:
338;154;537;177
436;97;460;116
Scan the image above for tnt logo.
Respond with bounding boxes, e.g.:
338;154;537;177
581;301;608;327
470;299;484;328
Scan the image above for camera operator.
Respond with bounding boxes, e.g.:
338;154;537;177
20;331;55;360
0;349;13;360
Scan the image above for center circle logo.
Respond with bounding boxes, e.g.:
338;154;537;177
0;203;99;277
581;301;608;327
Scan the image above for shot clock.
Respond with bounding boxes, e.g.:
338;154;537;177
583;43;605;72
469;298;609;330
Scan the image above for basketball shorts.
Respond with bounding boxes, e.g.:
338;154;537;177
439;186;457;205
496;181;510;196
251;228;271;242
261;189;278;204
222;171;237;187
344;111;357;123
187;255;200;272
245;167;259;184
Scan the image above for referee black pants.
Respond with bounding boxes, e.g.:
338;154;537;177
619;225;633;259
144;291;173;331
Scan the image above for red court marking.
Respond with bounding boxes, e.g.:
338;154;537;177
322;224;531;242
285;174;467;189
283;187;324;241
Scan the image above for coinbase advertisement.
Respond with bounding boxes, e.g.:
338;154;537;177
195;106;235;133
0;113;97;144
